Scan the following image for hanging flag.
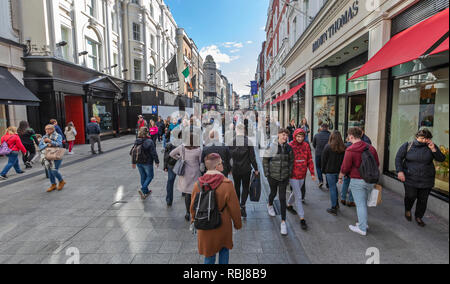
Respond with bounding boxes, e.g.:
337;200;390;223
182;66;190;79
188;75;197;92
165;55;178;83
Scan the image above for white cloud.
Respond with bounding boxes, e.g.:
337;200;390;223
230;49;240;53
246;41;253;44
200;45;239;64
233;43;243;48
223;42;243;49
260;26;266;31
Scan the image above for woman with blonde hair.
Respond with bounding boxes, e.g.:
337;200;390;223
149;120;159;144
1;126;27;180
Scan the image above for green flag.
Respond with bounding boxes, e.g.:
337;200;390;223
182;67;190;79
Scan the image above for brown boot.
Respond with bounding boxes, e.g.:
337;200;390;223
47;184;57;192
57;180;66;191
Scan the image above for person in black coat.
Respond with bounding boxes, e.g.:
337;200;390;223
201;130;232;177
164;142;178;206
287;120;297;142
229;124;259;218
395;129;445;227
312;124;331;187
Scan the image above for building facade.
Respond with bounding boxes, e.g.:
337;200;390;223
260;0;449;218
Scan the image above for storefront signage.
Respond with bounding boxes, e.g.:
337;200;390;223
312;1;359;53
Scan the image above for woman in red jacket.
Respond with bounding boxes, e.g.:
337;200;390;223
286;128;316;230
1;126;27;179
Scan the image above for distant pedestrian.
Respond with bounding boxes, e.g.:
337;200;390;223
1;126;26;180
164;141;178;206
156;116;165;143
87;117;102;154
263;128;294;236
286;128;315;231
321;131;346;216
17;121;39;169
339;127;380;236
201;130;232;177
50;119;66;144
136;115;148;137
313;123;331;188
64;122;77;155
190;153;242;264
229;124;259;218
170;134;202;221
299;118;310;143
395;129;445;227
131;127;160;200
149;120;159;144
287;119;296;142
361;127;372;145
39;124;66;192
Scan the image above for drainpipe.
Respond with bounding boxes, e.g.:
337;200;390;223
104;0;111;74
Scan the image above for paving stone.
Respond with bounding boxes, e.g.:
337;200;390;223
158;241;182;254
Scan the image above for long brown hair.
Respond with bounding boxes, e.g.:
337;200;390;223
17;121;29;136
329;130;346;153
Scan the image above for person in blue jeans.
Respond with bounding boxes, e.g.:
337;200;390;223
1;127;27;180
164;142;177;206
339;127;379;236
341;176;355;206
132;127;159;200
39;125;66;192
312;124;331;188
204;248;229;265
321;131;346;216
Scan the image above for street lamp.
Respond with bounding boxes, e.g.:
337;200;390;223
56;41;67;47
78;51;88;56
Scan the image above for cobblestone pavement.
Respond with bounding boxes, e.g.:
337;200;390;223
0;135;448;264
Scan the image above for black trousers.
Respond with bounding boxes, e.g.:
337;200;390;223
404;185;432;219
22;144;36;164
185;193;192;215
233;172;251;207
268;177;289;221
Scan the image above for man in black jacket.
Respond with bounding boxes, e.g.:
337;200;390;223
229;124;259;218
201;130;231;177
86;117;102;155
312;124;331;187
164;142;178;206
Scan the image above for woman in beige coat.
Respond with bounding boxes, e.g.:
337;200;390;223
64;122;77;154
169;134;202;221
190;153;242;264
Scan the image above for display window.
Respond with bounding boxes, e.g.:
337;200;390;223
90;100;114;134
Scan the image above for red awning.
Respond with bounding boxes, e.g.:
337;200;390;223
349;8;449;81
271;82;306;105
262;100;271;107
430;37;449;55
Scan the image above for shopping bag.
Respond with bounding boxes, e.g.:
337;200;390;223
367;184;382;207
44;147;66;161
249;172;261;202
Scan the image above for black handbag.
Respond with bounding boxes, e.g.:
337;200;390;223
249;171;261;202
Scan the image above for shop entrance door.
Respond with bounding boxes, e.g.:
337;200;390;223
337;93;366;137
64;95;85;144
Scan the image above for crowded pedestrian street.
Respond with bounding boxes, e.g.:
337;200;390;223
0;135;447;264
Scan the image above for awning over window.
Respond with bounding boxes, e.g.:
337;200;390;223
349;8;449;81
430;37;449;56
271;82;306;105
0;67;40;106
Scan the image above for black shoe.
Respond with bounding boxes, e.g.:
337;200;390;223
327;208;338;216
98;151;104;154
241;207;247;218
405;212;412;222
167;203;172;207
92;151;97;155
185;214;190;221
302;199;306;204
287;205;298;215
300;219;308;231
318;182;323;188
416;217;426;227
0;175;7;180
17;171;25;174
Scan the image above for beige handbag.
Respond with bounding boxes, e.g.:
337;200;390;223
45;147;66;161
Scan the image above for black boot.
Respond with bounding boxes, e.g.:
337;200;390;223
326;207;338;216
241;206;247;218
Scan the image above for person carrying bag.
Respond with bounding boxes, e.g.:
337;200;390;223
39;124;66;192
173;145;186;176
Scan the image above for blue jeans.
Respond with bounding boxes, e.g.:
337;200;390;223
166;167;176;204
137;164;154;194
1;152;22;176
163;134;167;149
204;248;229;264
350;179;374;232
49;160;63;185
326;174;339;207
315;155;323;183
341;177;354;203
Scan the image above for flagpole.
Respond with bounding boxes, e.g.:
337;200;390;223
147;54;177;83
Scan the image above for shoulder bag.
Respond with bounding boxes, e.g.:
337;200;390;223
173;145;186;176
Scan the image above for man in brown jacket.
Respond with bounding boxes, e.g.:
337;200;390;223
190;153;242;264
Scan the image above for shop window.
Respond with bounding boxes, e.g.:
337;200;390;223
313;77;336;96
348;71;367;93
91;101;113;134
388;67;449;196
313;96;336;136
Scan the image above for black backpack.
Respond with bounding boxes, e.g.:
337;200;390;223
359;145;380;184
130;142;149;164
193;182;225;230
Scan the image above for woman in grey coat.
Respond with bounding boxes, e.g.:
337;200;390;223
170;134;202;221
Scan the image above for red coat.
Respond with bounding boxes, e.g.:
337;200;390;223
289;129;315;180
340;141;380;179
1;134;27;154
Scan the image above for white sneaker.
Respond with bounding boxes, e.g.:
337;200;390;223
68;151;74;155
280;222;288;236
356;223;369;230
349;225;367;236
267;204;276;217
